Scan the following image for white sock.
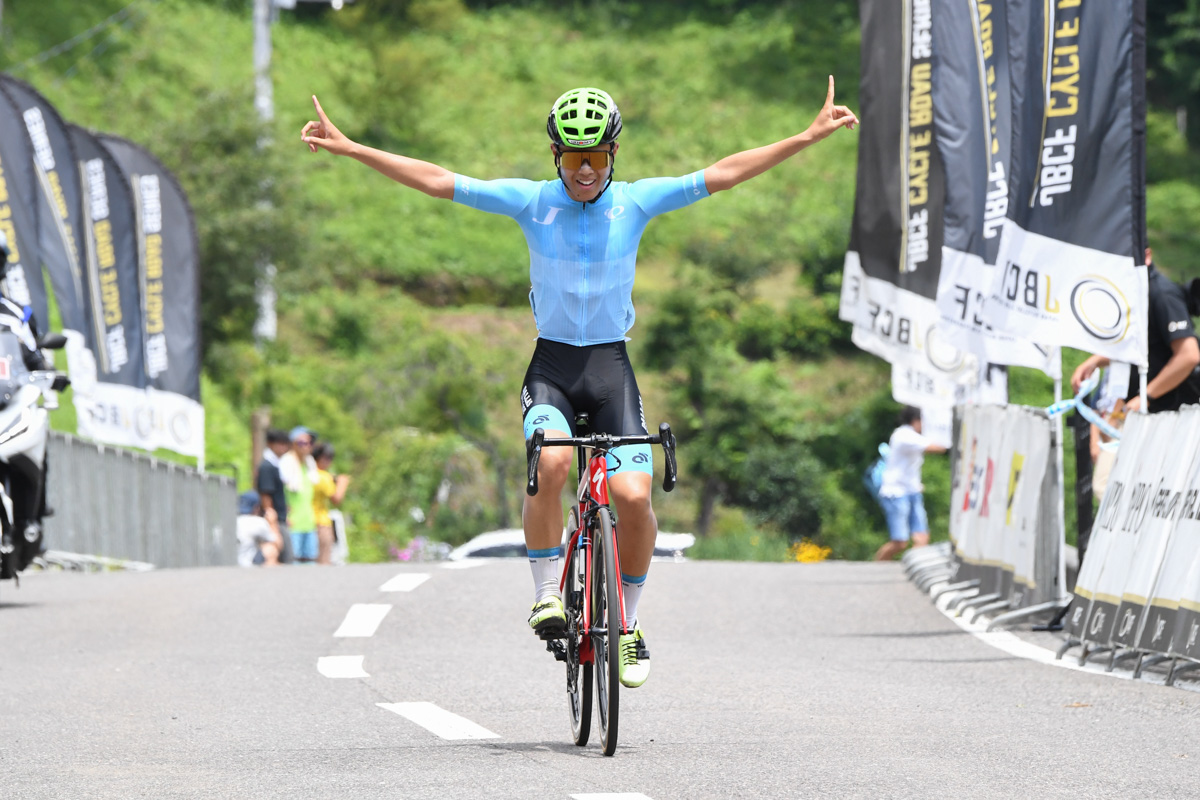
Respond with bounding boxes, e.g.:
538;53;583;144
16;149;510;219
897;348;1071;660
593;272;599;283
621;572;647;628
528;546;561;603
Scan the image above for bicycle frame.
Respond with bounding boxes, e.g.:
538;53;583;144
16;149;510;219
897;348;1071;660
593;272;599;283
561;445;627;661
526;420;676;755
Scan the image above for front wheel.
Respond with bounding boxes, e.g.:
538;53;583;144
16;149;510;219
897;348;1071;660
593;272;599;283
564;507;592;745
594;506;621;756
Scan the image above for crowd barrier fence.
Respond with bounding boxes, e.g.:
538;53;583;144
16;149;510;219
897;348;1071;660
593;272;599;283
904;404;1069;630
41;431;238;568
1060;407;1200;684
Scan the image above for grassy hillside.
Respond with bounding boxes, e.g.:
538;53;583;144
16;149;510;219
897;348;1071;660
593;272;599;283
4;0;1198;561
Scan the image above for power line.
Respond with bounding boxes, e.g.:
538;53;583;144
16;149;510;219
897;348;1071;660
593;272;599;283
10;0;153;73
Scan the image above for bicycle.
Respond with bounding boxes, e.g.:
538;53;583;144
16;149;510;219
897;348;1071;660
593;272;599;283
525;414;677;756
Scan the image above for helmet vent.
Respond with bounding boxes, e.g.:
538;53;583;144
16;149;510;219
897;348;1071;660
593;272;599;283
563;127;579;136
584;126;601;135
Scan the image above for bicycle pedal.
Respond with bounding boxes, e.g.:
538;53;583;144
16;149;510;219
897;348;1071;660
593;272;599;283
538;627;567;641
544;639;568;662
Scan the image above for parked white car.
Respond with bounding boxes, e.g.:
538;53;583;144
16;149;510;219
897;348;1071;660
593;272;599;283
447;528;696;562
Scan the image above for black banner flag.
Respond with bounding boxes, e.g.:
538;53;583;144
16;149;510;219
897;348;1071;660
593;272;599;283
987;0;1148;365
930;0;1058;376
0;75;89;344
67;124;152;449
0;87;49;329
97;134;204;458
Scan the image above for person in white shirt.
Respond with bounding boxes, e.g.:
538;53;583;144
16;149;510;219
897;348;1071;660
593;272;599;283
236;490;281;567
875;406;946;561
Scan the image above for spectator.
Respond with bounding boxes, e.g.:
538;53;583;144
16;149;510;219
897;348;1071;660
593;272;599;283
280;426;319;563
1071;247;1200;414
312;442;351;565
875;406;947;561
236;490;281;567
256;428;294;564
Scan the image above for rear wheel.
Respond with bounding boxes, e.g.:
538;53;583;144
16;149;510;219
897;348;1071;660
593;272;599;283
593;506;621;756
564;508;592;746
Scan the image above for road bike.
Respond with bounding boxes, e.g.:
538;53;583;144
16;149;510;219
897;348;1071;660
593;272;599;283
525;415;677;756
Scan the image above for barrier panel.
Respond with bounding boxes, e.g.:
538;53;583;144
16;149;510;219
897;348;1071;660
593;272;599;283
950;405;1064;613
41;431;237;568
909;404;1067;629
1064;407;1200;680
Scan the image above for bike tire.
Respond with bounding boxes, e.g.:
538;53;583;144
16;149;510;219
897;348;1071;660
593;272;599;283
565;508;592;746
594;505;621;756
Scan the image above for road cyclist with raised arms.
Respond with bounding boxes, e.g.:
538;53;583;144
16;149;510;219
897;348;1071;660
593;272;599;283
301;79;858;688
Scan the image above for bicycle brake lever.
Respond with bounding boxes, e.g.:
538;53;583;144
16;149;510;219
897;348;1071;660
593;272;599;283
659;422;677;493
526;427;545;496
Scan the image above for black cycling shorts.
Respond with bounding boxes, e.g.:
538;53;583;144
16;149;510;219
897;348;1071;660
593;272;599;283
520;338;648;440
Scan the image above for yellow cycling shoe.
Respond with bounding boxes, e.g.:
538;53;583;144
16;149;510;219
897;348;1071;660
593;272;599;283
528;596;566;635
618;624;650;688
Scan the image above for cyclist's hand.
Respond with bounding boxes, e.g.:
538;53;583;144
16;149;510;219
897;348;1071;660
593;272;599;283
301;95;354;156
810;75;858;140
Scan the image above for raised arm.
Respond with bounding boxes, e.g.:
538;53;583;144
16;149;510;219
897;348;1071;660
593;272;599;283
702;76;858;195
301;95;455;200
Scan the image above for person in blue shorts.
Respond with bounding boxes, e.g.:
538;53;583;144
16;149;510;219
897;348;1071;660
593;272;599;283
301;81;858;687
874;406;947;562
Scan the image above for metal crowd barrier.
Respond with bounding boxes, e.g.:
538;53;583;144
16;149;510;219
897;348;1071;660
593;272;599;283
905;404;1069;630
41;431;238;568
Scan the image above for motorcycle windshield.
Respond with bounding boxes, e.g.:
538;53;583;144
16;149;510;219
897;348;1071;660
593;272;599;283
0;333;30;407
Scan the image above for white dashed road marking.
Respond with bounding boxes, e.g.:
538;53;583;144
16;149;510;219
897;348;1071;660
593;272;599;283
334;604;392;638
380;573;431;592
317;655;370;678
442;560;488;570
571;794;655;800
376;702;500;740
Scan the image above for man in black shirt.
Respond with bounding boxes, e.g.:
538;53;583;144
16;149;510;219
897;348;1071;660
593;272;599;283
1072;248;1200;413
255;428;294;564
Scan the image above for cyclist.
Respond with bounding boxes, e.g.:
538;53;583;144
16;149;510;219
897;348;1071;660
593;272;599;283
301;80;857;688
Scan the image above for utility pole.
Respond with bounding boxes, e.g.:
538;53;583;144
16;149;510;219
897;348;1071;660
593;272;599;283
252;0;278;342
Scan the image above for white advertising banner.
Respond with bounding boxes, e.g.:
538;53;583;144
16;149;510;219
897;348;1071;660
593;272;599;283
74;382;205;459
1066;411;1155;644
988;225;1150;367
843;254;979;385
1109;410;1200;650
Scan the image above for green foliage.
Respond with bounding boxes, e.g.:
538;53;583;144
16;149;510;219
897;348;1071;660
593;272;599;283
10;0;1200;564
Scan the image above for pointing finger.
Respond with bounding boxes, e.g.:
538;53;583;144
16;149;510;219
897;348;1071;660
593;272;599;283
312;95;330;124
826;75;835;106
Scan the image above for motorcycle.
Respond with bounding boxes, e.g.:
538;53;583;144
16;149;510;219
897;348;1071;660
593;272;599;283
0;328;69;582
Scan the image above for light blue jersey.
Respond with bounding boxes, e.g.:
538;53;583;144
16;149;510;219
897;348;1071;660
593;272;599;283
453;173;709;346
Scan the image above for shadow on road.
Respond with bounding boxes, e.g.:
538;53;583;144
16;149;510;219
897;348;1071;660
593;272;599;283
476;741;620;758
827;630;967;639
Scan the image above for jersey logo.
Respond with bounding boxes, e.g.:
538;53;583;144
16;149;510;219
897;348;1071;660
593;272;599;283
605;205;626;221
533;207;562;225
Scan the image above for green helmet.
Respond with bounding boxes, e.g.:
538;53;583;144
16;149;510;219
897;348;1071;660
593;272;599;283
546;87;623;148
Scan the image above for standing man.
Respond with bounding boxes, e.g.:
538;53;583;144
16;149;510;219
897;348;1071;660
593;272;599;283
875;406;946;561
255;428;294;564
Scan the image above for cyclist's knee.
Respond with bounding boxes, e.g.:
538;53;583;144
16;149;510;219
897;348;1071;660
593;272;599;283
610;473;653;511
537;447;572;490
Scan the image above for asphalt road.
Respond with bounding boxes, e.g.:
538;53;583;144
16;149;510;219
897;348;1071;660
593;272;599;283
2;559;1197;799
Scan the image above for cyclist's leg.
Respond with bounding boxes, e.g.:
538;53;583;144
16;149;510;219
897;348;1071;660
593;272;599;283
589;343;655;688
589;341;658;612
521;344;576;630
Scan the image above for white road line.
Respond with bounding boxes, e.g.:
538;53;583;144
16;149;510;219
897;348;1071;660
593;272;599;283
376;702;499;740
571;794;655;800
442;560;488;570
334;604;392;638
379;573;431;592
317;655;369;678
